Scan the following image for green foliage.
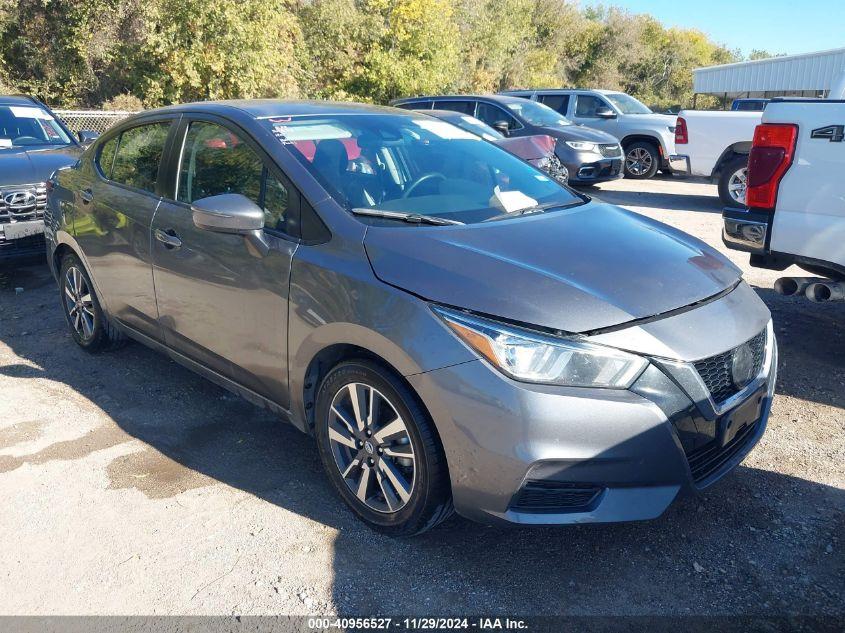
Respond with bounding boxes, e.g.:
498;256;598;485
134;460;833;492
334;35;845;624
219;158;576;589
0;0;745;110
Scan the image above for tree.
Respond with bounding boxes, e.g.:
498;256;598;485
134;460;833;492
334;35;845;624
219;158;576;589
129;0;302;106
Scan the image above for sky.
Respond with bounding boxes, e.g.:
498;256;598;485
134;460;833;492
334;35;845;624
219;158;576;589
584;0;840;57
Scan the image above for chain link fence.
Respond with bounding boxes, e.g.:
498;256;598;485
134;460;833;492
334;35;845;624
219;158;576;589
53;110;139;135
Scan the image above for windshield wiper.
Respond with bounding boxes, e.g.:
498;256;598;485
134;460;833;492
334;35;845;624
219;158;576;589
481;199;583;222
351;208;464;226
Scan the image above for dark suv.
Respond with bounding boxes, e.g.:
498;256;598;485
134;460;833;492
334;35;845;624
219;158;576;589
391;95;623;185
0;95;86;261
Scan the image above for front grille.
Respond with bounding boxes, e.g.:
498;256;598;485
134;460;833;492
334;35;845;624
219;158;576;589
599;143;621;158
510;481;603;513
694;329;767;405
686;420;759;484
0;184;47;226
0;232;46;259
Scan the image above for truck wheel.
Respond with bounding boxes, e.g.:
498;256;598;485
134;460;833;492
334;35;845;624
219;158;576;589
718;155;749;208
623;141;660;179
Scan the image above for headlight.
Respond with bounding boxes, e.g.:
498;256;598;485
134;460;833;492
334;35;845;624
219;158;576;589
565;141;598;152
433;307;649;388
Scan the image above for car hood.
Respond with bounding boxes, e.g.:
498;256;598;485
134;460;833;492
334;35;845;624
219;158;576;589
492;135;554;161
533;125;618;144
0;146;81;187
626;113;677;128
363;202;742;333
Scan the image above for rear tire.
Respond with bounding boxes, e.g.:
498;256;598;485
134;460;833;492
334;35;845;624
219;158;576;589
718;155;749;209
623;141;660;179
59;254;124;353
314;360;453;536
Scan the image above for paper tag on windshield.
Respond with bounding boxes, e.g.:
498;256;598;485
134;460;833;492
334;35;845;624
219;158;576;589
489;186;537;213
0;139;12;148
9;106;53;120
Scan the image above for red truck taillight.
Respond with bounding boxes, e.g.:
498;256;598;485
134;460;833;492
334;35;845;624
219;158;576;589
674;117;688;144
746;124;798;210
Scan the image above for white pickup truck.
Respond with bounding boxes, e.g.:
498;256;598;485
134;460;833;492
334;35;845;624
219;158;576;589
722;98;845;302
669;110;762;208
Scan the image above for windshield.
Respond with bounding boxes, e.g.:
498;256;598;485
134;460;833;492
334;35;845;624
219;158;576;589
0;105;72;148
262;113;580;224
505;101;572;127
603;93;652;115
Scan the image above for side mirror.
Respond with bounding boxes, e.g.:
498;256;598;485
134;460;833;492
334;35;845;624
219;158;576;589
492;120;511;136
595;107;617;119
192;193;264;234
77;130;100;147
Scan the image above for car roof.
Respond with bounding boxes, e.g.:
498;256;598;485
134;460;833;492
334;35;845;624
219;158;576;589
395;94;526;105
500;88;620;95
142;99;402;119
0;94;41;106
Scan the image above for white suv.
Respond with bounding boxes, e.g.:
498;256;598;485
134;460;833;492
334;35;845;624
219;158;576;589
501;89;678;179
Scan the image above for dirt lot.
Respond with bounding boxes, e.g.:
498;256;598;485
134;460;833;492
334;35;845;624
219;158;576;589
0;176;842;617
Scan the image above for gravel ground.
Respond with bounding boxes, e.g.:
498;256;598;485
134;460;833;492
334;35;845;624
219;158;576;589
0;176;842;617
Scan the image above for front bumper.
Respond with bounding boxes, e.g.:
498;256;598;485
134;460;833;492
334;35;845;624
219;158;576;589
408;322;777;526
557;147;623;184
0;231;47;261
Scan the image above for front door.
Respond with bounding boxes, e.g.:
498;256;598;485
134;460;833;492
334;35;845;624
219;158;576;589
151;118;298;407
571;94;619;137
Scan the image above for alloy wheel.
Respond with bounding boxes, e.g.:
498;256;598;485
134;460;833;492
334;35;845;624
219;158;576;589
728;167;748;204
625;147;653;176
327;382;416;513
63;266;95;340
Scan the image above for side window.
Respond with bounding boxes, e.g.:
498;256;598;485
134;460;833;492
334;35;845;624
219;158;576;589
96;136;118;179
178;121;293;234
539;94;570;115
574;95;606;118
433;100;475;115
178;121;263;205
110;123;170;193
475;103;519;131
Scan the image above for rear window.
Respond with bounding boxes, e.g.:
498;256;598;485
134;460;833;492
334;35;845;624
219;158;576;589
109;123;171;194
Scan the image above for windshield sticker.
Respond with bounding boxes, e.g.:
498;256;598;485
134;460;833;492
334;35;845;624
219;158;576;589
412;119;478;140
9;106;53;120
489;186;537;213
271;123;351;143
0;139;12;148
534;174;551;182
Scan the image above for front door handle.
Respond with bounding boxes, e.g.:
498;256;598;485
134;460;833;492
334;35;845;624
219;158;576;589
80;188;93;205
154;228;182;249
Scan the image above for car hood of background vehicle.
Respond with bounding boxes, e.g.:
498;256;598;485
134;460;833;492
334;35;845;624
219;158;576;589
363;202;742;333
0;146;81;186
534;124;618;144
628;113;677;128
492;135;554;162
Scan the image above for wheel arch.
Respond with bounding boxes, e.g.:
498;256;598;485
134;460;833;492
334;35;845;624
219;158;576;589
620;134;662;153
712;142;752;177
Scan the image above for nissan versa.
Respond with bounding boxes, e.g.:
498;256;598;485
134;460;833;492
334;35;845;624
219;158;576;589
46;101;777;536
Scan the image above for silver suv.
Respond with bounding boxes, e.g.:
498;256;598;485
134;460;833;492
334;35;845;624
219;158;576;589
501;89;679;179
46;101;776;536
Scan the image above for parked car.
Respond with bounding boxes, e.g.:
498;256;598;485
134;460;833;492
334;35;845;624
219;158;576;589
391;94;622;185
670;110;762;207
421;108;568;184
731;98;770;112
47;101;776;536
723;98;845;303
500;89;678;179
0;95;91;262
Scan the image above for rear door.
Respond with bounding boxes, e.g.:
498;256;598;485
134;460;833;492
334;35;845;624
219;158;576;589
151;115;299;406
73;116;179;340
537;93;570;117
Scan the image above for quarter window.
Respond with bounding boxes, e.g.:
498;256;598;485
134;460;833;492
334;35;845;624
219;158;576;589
433;100;475;115
110;123;171;193
178;121;292;234
96;136;119;179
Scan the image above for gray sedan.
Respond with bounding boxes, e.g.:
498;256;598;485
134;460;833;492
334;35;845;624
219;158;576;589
46;101;776;535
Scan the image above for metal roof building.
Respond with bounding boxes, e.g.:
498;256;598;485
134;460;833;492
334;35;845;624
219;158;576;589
693;47;845;99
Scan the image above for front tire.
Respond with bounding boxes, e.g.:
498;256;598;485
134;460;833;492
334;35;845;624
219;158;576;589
59;254;124;352
314;360;453;536
718;155;749;209
623;141;660;179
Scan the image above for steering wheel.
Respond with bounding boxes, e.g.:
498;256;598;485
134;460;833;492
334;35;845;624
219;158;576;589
402;172;447;198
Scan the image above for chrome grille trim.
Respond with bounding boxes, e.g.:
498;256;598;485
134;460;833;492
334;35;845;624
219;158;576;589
0;183;47;243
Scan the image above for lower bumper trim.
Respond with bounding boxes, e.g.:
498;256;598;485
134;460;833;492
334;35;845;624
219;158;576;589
668;154;690;175
722;214;769;254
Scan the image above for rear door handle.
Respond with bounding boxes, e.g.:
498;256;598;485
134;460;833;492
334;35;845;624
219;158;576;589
154;228;182;249
80;188;93;204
